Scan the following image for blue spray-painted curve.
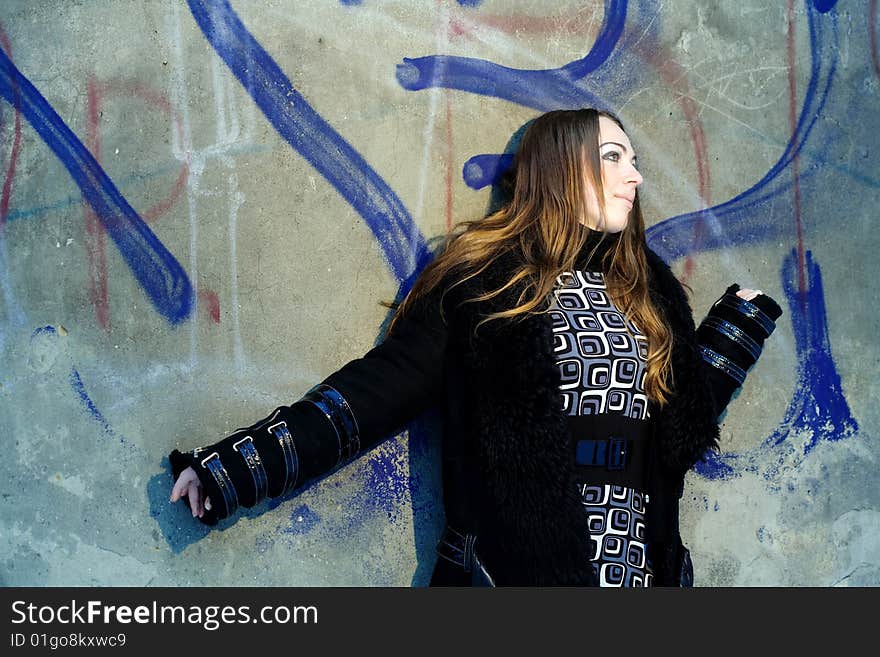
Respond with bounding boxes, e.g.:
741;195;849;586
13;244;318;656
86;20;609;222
187;0;431;287
0;49;194;325
766;249;857;453
463;7;873;200
399;0;662;192
400;0;839;262
647;3;838;261
396;0;630;111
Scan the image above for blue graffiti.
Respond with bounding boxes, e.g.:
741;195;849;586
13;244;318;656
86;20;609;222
395;0;630;111
462;153;513;190
0;50;193;325
28;326;133;449
187;0;431;290
812;0;839;13
69;368;119;440
769;249;857;454
280;504;321;535
695;249;858;480
400;0;660;205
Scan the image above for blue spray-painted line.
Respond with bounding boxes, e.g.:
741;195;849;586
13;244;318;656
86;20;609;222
694;249;858;481
765;248;857;453
395;0;629;111
68;368;119;440
31;323;137;451
0;49;193;325
187;0;431;288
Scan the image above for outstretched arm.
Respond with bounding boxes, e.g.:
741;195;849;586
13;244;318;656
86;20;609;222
168;282;449;525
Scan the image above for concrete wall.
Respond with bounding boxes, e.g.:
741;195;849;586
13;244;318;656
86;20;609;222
1;0;876;586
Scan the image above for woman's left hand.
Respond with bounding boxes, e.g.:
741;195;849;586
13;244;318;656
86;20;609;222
736;288;763;301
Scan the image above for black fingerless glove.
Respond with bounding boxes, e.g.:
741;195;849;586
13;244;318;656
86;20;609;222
696;284;783;416
169;384;361;525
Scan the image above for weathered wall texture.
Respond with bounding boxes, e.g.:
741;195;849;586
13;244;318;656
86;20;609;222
0;0;877;586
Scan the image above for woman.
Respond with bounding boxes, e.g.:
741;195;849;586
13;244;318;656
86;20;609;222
169;108;781;587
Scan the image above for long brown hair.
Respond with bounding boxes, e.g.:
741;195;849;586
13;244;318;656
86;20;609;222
387;108;675;406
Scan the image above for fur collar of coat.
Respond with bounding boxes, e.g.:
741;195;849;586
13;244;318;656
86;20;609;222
442;234;720;586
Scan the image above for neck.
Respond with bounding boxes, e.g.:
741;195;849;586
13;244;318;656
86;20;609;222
574;223;621;271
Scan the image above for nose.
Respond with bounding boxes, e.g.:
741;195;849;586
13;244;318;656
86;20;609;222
626;163;643;187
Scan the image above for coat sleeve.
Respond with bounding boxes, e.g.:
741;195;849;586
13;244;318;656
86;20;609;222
695;283;783;418
169;281;449;525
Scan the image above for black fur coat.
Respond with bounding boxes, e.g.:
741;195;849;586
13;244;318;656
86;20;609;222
424;240;721;586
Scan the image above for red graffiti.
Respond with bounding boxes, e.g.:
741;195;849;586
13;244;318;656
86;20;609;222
0;23;23;233
83;76;204;331
85;77;110;330
94;78;189;223
787;0;807;302
198;288;221;324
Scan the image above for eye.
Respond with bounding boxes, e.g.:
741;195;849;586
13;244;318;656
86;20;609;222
602;151;621;163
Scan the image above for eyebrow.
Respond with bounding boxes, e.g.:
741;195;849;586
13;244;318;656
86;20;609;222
600;141;638;161
600;141;630;152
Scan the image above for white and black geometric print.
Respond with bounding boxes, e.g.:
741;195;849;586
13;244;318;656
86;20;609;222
549;268;655;587
549;270;650;420
580;484;654;587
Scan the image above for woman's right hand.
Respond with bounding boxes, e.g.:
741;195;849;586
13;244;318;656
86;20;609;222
170;466;212;518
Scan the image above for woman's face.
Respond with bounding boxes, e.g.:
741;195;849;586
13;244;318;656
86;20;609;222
582;115;643;233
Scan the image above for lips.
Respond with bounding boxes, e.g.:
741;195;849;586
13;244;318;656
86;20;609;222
614;195;634;207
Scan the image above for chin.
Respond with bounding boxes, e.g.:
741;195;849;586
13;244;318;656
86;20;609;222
604;215;629;234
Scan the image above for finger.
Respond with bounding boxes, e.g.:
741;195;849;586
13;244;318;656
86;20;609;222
170;477;185;503
186;481;201;517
